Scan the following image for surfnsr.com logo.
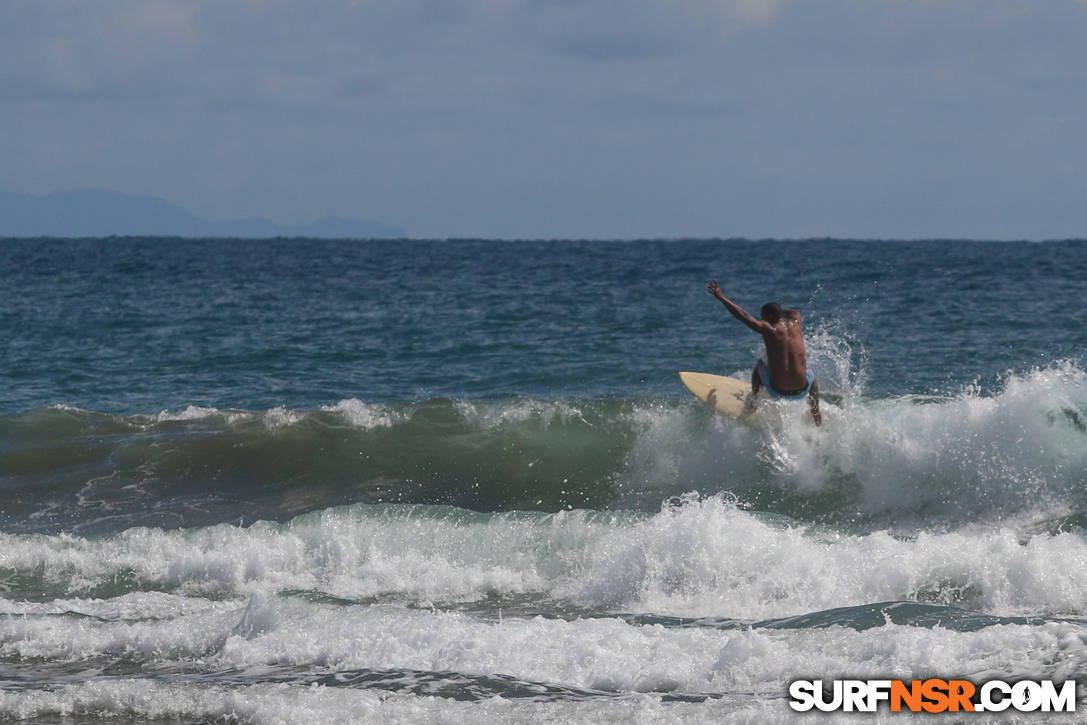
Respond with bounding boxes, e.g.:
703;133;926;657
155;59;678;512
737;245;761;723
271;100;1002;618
789;679;1076;714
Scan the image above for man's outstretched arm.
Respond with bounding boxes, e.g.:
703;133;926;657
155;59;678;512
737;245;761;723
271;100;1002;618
707;280;771;334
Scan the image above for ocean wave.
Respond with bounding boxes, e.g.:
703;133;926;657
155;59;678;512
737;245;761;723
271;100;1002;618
4;494;1087;723
0;679;775;725
1;361;1084;534
1;591;1085;716
3;496;1087;620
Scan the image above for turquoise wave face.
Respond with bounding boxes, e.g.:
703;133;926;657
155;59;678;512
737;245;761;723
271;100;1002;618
3;361;1084;535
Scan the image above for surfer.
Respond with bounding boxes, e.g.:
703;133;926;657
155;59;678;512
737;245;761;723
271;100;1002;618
706;280;822;425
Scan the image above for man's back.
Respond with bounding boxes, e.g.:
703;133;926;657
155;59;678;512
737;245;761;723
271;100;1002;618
760;310;808;392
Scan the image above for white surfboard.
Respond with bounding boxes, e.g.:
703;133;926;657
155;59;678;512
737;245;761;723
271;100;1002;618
679;371;757;422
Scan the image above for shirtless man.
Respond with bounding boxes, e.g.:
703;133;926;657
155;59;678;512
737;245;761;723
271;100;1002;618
707;280;822;425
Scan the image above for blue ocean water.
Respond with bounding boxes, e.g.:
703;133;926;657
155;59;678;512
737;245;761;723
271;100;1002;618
1;238;1086;723
3;239;1085;413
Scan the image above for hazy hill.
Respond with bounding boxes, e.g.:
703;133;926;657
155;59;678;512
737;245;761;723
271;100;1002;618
0;189;405;238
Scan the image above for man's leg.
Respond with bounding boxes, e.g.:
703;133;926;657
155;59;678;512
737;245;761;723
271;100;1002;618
747;363;762;412
808;379;822;426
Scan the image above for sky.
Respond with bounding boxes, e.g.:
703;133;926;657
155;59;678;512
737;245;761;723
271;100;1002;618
1;0;1085;239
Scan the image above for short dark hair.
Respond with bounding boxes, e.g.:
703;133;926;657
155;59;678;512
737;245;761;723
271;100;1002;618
761;302;783;321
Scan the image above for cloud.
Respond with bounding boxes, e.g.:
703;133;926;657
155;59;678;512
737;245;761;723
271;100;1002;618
3;0;786;102
120;0;199;45
692;0;782;31
2;0;1086;237
478;0;785;59
2;0;202;98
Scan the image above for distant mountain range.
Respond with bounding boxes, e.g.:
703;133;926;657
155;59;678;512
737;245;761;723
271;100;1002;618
0;189;406;238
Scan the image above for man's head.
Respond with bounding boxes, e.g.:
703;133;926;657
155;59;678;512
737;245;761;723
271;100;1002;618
760;302;783;322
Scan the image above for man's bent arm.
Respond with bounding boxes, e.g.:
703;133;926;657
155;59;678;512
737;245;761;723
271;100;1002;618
707;280;771;334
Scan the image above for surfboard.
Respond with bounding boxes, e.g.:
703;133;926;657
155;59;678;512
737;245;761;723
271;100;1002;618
679;371;757;422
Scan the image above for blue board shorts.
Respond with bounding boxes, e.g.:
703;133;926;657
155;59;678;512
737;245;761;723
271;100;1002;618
756;359;814;400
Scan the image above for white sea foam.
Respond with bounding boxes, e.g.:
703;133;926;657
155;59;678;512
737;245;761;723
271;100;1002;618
3;496;1087;620
454;398;590;428
6;680;1083;724
146;405;253;425
150;405;226;423
211;605;1087;694
48;403;91;413
570;494;1087;618
322;398;406;429
623;361;1087;526
0;603;240;662
780;362;1087;519
2;598;1086;721
0;679;815;725
0;591;232;620
263;405;306;428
